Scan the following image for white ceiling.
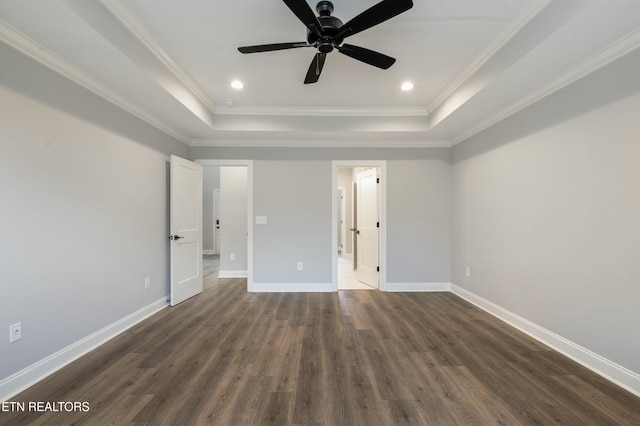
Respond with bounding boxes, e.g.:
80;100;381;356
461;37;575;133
1;0;639;147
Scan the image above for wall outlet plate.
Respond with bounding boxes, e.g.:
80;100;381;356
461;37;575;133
10;322;21;343
297;262;303;271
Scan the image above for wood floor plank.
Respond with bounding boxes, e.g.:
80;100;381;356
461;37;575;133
87;394;155;426
439;365;523;425
150;349;238;425
407;352;495;425
357;330;413;401
551;374;640;424
292;323;327;424
259;392;295;426
380;399;425;426
225;375;273;426
269;326;304;393
191;362;251;425
459;349;585;424
3;255;640;425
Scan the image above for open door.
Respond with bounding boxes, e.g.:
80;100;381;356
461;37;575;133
356;168;379;288
170;155;203;306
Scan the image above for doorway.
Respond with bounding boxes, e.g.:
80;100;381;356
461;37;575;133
197;160;254;291
332;161;386;291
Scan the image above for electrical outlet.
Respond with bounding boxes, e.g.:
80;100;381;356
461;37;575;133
230;253;236;261
465;267;471;277
144;276;151;289
10;322;21;343
297;262;303;271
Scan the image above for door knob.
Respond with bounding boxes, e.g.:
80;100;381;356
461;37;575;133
169;235;184;240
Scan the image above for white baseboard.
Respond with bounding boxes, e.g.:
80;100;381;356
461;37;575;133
385;282;452;292
0;297;168;402
249;282;334;292
450;284;640;397
218;270;247;278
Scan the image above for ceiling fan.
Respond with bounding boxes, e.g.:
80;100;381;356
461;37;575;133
238;0;413;84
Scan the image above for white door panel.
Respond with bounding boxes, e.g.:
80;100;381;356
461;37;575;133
170;155;203;306
356;168;379;288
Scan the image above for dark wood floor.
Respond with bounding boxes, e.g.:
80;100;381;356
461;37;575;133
3;256;640;425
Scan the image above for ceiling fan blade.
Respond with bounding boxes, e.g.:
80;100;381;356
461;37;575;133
238;42;309;54
282;0;324;38
337;44;395;69
304;52;326;84
335;0;413;40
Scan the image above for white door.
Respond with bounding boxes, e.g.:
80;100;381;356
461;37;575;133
356;168;379;288
170;155;203;306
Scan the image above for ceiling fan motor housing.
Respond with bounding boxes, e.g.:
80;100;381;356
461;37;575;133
307;1;343;52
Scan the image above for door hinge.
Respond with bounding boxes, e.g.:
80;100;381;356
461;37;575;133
376;177;380;183
377;266;380;272
377;221;379;228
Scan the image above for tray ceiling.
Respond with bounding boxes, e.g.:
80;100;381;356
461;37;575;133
1;0;639;146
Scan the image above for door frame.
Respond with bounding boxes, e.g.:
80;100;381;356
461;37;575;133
332;160;387;292
337;186;346;255
196;159;254;291
212;188;220;255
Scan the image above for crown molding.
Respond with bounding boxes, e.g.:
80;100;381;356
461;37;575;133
100;0;217;113
426;0;552;115
0;20;190;144
213;105;429;117
451;27;640;146
190;138;450;148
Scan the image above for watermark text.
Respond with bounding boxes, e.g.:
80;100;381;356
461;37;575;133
1;401;90;412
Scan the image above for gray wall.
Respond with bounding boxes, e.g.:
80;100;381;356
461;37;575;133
219;167;248;274
254;161;332;284
388;159;451;283
0;44;188;382
451;48;640;375
192;147;452;286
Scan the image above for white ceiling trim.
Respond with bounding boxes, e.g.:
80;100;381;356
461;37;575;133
0;20;190;144
213;105;429;117
426;0;552;115
65;0;217;128
100;0;217;113
451;27;640;146
190;138;450;148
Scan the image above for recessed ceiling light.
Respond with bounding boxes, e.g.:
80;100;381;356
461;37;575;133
230;80;244;90
401;81;414;91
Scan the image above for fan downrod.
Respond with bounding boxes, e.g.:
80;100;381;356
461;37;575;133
316;1;334;16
